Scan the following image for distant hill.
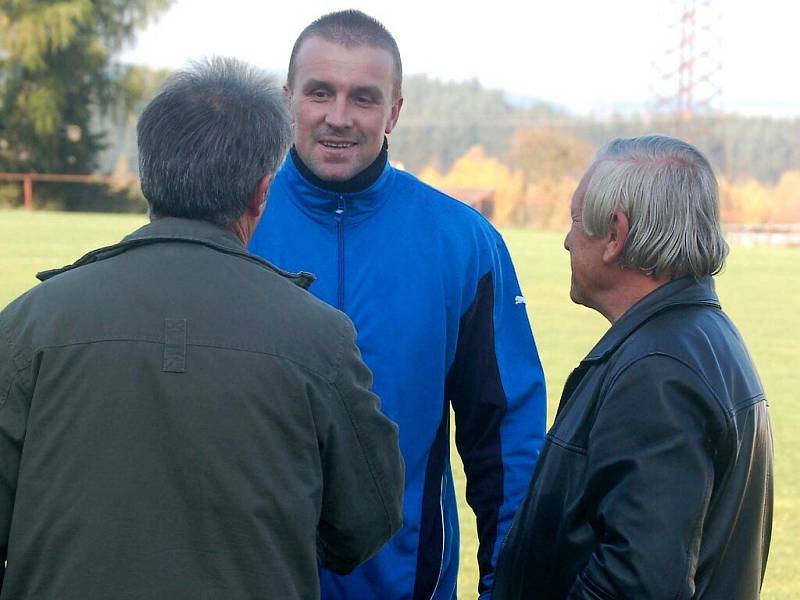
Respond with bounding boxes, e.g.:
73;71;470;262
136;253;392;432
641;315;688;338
96;71;800;184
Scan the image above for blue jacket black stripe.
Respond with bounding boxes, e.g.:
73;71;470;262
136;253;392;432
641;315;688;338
248;156;547;599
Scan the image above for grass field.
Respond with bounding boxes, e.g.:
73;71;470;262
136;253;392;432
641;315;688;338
1;209;797;598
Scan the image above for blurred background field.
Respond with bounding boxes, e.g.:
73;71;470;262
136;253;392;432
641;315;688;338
2;1;799;598
1;209;796;598
3;2;800;229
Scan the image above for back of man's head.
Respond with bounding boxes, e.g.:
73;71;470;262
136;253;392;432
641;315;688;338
137;57;290;227
582;134;729;279
287;9;403;100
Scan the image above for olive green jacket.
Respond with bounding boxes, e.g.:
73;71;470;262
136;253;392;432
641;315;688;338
0;217;404;599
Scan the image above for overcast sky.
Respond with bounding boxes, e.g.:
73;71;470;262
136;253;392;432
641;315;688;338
121;0;800;117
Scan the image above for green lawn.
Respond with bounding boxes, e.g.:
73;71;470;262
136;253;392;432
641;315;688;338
1;209;797;598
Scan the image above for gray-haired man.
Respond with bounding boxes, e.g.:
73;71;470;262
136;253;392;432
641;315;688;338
494;135;773;599
0;58;403;599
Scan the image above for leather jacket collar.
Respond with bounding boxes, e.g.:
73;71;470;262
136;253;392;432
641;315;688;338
584;276;722;364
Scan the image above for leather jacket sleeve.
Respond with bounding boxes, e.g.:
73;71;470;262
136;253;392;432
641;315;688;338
567;354;724;599
314;317;405;575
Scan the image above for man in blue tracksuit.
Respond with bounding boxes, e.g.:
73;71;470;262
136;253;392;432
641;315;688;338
249;10;546;599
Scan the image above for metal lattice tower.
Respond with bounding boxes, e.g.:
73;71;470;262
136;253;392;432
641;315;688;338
648;0;723;141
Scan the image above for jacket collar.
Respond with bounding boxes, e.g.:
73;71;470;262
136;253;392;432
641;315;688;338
289;138;389;194
275;149;396;224
583;275;721;363
125;216;247;250
37;217;314;289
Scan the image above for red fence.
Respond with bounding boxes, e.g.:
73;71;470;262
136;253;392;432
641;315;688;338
0;173;138;209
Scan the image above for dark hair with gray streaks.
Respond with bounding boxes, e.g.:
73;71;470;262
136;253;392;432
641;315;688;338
137;57;291;226
287;9;402;100
583;135;729;278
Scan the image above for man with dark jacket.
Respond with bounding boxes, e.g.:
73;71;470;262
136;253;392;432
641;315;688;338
0;57;404;600
494;135;773;599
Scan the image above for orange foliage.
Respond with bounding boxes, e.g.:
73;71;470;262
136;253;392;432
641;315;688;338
720;172;800;224
418;146;525;226
774;171;800;222
520;176;580;230
510;127;595;184
420;145;800;228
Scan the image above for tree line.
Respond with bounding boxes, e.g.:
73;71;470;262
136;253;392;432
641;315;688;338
2;3;798;224
0;0;172;210
394;74;800;186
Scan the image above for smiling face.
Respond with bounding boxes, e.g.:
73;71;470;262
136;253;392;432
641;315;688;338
287;36;403;182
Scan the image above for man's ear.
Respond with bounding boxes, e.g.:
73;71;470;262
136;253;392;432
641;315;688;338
385;97;403;134
246;174;274;218
602;210;629;265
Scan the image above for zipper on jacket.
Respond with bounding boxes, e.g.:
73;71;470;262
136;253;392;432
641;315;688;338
335;194;346;311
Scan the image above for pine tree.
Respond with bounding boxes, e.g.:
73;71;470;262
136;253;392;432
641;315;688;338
0;0;172;205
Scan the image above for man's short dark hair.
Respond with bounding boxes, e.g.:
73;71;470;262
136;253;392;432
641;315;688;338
287;10;403;100
137;57;291;227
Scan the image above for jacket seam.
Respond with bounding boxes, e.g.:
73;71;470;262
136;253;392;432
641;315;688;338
547;434;587;455
0;362;18;410
730;393;766;414
604;353;728;600
317;533;354;573
39;234;313;288
328;316;349;385
576;571;619;599
328;374;395;538
33;338;334;381
0;317;30;410
761;420;773;558
673;453;714;600
604;352;731;436
0;315;31;373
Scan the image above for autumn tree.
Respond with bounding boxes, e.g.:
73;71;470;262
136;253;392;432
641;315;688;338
420;145;525;225
393;74;565;173
506;127;595;228
509;126;595;185
719;171;800;224
774;170;800;222
0;0;172;207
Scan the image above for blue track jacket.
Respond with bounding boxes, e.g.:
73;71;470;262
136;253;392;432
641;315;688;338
249;156;546;599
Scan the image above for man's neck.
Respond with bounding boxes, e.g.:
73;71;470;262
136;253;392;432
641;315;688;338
290;138;389;193
601;271;673;323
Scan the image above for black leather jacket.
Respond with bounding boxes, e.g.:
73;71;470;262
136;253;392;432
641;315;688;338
494;276;773;599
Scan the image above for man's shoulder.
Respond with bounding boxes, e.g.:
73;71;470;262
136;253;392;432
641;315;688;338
389;168;503;246
0;266;91;368
625;302;729;354
609;304;712;369
393;169;491;216
220;266;355;384
611;304;763;411
3;240;353;382
1;259;89;324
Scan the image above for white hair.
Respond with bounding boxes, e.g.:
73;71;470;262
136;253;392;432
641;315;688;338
583;135;728;278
